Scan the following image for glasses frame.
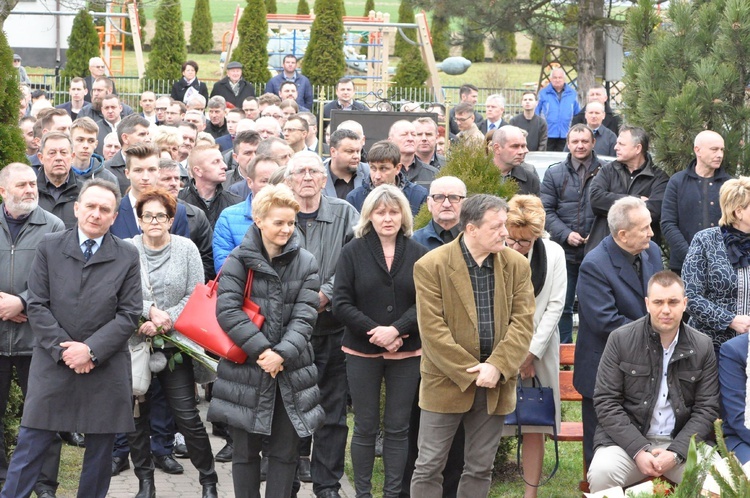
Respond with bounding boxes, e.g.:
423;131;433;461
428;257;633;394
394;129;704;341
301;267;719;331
429;194;465;205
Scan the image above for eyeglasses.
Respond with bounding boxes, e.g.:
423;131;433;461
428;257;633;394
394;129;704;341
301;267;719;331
291;168;325;178
262;113;284;119
283;128;305;133
140;213;170;223
155;107;167;112
93;65;105;68
506;237;532;248
454;116;472;123
429;194;465;204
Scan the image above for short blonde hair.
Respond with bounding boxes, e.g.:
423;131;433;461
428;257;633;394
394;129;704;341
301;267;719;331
187;144;219;174
355;184;413;238
153;126;182;149
720;177;750;227
251;183;300;220
507;195;546;238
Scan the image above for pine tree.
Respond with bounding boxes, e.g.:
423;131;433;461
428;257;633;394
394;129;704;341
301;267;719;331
461;21;485;62
392;44;428;88
190;0;214;54
304;0;346;88
233;0;271;85
297;0;310;15
266;0;277;14
430;12;450;61
394;0;416;58
490;31;516;62
623;0;750;175
61;9;100;81
529;35;545;64
0;30;30;167
363;0;375;15
144;0;187;85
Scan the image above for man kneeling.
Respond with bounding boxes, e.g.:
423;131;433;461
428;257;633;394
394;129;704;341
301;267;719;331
588;270;719;492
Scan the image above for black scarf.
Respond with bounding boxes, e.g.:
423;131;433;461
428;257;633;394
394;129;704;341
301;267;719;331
529;237;547;297
722;225;750;270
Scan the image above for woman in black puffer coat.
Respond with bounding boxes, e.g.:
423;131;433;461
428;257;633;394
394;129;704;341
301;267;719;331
208;184;324;498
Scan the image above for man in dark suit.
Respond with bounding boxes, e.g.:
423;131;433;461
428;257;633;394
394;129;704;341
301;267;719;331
322;77;369;123
55;77;91;120
103;113;153;195
0;178;142;498
574;196;663;469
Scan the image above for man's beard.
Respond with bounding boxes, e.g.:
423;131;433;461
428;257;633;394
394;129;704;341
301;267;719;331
6;197;38;216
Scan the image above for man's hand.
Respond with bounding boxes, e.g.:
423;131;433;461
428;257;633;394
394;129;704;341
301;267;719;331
317;292;330;313
138;320;160;337
730;315;750;334
148;306;172;332
257;349;284;378
60;341;94;372
8;313;27;324
466;363;501;388
566;232;586;247
519;353;537;380
368;326;400;348
0;293;24;321
650;448;678;474
634;450;662;477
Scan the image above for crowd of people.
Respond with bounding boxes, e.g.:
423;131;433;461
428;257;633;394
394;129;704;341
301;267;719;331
1;55;749;498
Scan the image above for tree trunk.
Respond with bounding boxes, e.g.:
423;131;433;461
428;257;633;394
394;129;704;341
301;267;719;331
577;0;597;102
0;0;19;29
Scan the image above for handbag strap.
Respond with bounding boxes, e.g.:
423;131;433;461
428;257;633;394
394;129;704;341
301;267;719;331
513;374;559;487
244;269;254;298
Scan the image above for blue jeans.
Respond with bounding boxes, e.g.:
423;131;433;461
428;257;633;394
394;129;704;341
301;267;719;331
559;261;579;344
347;354;421;498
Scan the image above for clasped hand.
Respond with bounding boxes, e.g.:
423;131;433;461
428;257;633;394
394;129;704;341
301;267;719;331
635;448;678;476
368;326;403;352
257;349;284;378
60;341;94;374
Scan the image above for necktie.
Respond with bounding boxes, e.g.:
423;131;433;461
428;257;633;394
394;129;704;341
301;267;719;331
633;254;642;281
83;239;95;262
489;123;496;131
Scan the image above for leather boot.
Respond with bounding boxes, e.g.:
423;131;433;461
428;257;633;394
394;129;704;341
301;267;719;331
202;483;218;498
134;477;156;498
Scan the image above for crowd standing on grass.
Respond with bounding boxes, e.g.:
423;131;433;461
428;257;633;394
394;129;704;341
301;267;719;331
1;54;747;497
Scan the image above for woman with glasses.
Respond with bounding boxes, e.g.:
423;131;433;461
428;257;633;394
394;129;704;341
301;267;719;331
333;185;428;497
503;195;565;497
127;188;219;498
171;60;209;104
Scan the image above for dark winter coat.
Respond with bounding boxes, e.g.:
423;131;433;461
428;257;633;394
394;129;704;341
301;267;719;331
346;172;428;216
210;77;256;109
36;169;82;229
586;154;670;254
178;180;242;228
208;224;324;437
333;230;428;355
171;77;209;104
594;316;719;460
540;151;605;264
23;230;142;433
0;207;65;355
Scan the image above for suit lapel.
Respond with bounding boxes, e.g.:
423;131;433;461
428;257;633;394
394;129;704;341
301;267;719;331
606;237;644;296
120;200;140;237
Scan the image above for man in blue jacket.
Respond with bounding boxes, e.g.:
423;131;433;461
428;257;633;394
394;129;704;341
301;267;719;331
535;68;580;152
265;54;313;111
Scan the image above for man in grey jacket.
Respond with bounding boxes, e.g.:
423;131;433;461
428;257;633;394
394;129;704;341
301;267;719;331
588;270;719;492
0;163;65;497
287;151;359;498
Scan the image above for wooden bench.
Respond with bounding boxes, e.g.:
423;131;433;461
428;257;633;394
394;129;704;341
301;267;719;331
553;343;589;494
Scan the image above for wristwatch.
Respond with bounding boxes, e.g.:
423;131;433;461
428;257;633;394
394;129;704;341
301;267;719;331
88;347;98;365
673;452;683;465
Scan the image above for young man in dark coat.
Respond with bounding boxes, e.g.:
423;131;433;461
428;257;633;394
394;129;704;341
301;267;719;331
0;178;142;498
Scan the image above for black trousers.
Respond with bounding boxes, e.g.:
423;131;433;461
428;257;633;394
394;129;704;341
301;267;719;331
114;376;176;458
126;355;217;485
231;386;299;498
1;428;113;498
0;355;61;495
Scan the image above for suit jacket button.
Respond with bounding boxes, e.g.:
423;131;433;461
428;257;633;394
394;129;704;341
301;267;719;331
387;305;393;312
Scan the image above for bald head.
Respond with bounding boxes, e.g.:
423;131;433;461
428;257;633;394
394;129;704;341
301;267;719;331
693;130;725;174
427;176;467;230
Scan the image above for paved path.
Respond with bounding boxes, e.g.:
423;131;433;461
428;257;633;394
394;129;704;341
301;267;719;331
107;400;356;497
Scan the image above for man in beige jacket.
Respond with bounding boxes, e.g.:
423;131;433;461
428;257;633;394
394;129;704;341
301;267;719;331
411;194;535;497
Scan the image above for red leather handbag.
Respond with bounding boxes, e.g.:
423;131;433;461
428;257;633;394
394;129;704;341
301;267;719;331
174;270;265;364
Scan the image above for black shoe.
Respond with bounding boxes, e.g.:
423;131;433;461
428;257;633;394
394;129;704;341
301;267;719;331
111;456;130;476
202;483;218;498
36;491;56;498
260;455;268;481
59;432;85;447
317;490;342;498
134;478;156;498
212;424;230;439
153;454;184;474
297;456;312;483
215;442;233;463
173;442;188;459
